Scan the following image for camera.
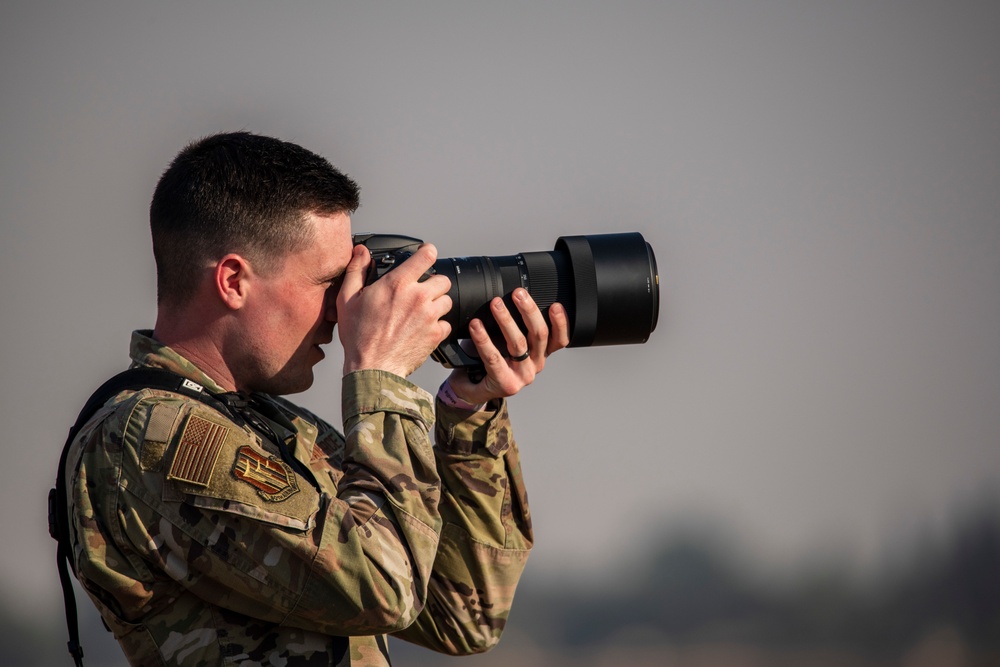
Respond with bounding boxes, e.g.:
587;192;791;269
354;232;660;370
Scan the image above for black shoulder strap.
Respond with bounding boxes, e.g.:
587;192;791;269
48;368;225;666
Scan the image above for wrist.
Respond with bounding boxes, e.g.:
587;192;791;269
343;355;409;379
437;379;487;412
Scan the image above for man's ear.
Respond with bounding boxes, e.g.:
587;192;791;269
215;254;252;310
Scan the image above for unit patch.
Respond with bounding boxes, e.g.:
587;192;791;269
167;414;230;486
232;445;299;501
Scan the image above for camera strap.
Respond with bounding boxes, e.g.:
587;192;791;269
48;367;341;665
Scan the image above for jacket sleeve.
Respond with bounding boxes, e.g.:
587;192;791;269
71;370;445;638
391;398;533;654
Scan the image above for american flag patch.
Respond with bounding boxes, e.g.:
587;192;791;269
167;415;230;486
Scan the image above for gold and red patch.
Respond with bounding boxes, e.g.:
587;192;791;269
167;415;230;486
232;445;299;502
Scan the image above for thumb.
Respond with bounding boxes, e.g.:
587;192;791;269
338;245;371;304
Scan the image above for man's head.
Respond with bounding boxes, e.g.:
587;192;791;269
150;131;360;307
150;132;361;394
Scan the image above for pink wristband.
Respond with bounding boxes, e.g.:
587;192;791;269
437;380;486;412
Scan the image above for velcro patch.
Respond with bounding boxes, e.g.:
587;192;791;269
167;414;230;486
232;445;299;502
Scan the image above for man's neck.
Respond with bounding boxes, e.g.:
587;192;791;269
153;308;239;393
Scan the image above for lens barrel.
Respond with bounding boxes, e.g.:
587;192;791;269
433;232;659;348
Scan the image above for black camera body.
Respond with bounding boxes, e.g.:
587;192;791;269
354;232;660;370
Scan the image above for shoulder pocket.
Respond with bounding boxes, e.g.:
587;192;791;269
161;407;320;532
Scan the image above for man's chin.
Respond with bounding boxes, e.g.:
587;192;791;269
258;368;315;396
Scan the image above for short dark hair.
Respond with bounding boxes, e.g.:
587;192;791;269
150;131;360;305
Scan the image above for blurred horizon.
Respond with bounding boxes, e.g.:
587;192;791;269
8;495;999;666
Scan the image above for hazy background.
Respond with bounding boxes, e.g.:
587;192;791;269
2;1;998;664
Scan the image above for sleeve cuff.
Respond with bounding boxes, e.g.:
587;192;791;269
342;370;436;428
435;398;509;457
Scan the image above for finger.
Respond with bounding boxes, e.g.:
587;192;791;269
468;318;511;375
546;302;571;355
422;272;453;298
490;297;529;358
338;244;371;305
432;293;453;321
433;317;453;344
388;243;439;283
510;288;549;362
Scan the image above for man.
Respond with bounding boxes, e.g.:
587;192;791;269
63;131;569;665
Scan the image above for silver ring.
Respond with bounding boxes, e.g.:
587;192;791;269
511;349;530;362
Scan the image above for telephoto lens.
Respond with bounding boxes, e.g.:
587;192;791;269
354;232;659;368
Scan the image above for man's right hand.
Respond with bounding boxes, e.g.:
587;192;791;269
336;243;453;378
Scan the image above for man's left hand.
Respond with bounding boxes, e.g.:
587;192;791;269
446;288;570;406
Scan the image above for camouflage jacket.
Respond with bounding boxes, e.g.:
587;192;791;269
65;330;533;666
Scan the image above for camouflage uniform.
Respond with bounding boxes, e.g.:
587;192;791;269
64;330;533;666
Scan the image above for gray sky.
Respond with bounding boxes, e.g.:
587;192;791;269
2;0;999;623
